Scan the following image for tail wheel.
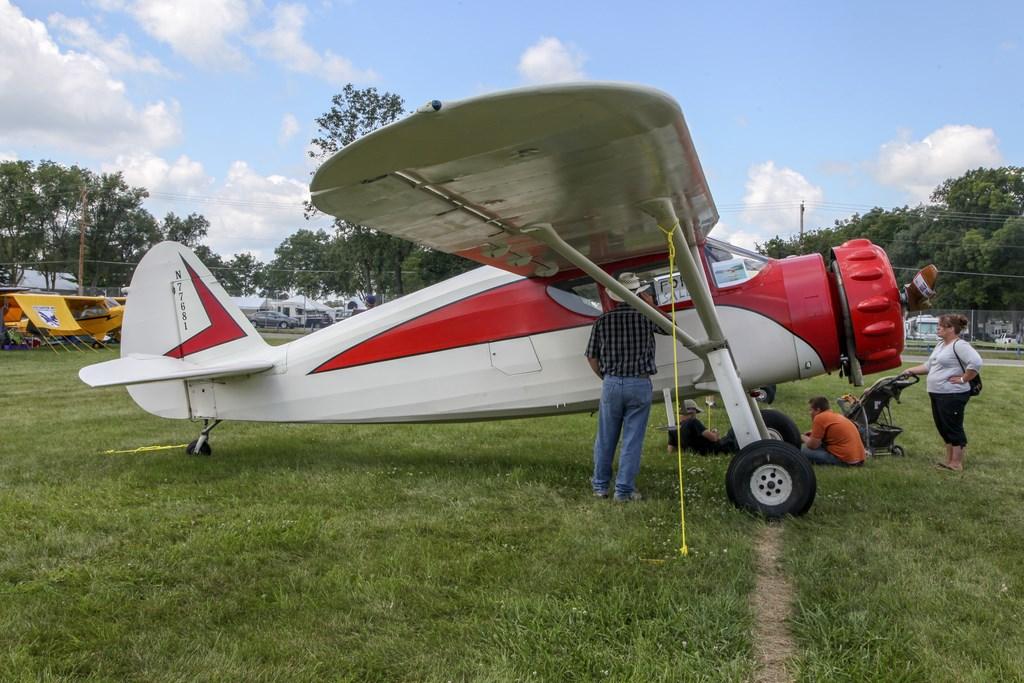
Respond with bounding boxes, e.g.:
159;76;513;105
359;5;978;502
186;439;212;456
726;441;816;518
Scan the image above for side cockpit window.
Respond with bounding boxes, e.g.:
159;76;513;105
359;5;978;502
546;278;602;317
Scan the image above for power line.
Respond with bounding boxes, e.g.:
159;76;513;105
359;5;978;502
891;266;1024;280
7;259;1024;282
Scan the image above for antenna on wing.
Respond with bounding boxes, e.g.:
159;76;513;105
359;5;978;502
904;264;938;312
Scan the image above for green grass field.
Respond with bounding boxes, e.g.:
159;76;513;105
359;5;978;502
2;349;1022;682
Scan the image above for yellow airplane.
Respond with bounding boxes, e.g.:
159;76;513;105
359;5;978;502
3;293;125;347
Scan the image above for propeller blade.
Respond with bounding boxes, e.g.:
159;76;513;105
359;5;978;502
905;264;938;312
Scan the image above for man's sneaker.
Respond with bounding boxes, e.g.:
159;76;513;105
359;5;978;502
593;490;609;499
613;491;642;503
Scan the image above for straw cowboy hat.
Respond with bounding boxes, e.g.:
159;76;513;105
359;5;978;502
608;272;646;302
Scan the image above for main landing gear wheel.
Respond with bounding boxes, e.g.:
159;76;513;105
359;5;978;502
726;441;816;518
760;409;801;448
891;445;905;457
186;439;212;456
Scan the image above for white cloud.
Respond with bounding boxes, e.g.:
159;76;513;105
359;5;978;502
47;12;172;76
710;219;766;252
874;125;1003;202
91;0;128;10
741;161;825;239
129;0;252;68
0;151;17;162
103;152;326;259
517;37;586;84
0;0;180;155
105;152;211;198
279;113;300;145
206;161;322;257
250;3;376;84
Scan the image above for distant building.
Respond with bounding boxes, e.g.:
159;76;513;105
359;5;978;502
11;269;79;293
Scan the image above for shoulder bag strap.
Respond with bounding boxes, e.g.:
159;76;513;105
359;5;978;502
951;339;966;372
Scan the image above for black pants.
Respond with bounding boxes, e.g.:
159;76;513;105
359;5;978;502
929;392;971;447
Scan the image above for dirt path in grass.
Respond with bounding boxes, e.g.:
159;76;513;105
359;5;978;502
750;523;796;683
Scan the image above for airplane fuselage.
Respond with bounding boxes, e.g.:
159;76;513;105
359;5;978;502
126;239;900;424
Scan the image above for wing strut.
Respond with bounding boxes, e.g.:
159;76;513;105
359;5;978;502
524;199;769;448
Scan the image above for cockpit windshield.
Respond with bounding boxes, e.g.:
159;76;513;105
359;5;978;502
704;237;769;289
547;238;771;313
635;238;770;306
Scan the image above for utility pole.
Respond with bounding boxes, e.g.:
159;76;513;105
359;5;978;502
799;201;805;241
78;188;89;295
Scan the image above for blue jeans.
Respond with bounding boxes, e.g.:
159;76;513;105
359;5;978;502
592;376;653;498
801;445;857;466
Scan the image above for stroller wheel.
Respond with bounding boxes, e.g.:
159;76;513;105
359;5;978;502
891;445;905;457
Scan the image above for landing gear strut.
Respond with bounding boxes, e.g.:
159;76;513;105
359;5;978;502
186;419;221;456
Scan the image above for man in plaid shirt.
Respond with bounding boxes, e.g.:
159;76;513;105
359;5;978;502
586;272;666;502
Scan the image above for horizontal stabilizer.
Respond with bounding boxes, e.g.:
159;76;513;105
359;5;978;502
79;354;274;388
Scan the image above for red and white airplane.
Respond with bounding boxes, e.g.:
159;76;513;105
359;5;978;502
81;83;935;518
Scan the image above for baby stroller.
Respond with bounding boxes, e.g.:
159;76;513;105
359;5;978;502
837;374;919;457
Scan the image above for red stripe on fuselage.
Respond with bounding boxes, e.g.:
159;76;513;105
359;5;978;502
164;258;247;358
311;279;596;373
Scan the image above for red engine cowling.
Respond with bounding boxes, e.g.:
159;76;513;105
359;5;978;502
830;239;905;383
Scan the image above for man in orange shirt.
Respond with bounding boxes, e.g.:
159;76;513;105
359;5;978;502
800;396;866;467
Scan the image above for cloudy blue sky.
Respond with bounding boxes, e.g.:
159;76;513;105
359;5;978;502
2;0;1020;259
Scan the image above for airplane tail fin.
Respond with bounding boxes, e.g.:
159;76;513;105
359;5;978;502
119;241;267;360
80;242;271;418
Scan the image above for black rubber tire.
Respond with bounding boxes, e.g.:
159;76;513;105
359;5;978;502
725;440;816;518
759;384;777;404
186;439;212;456
760;409;801;448
278;321;288;329
891;445;905;457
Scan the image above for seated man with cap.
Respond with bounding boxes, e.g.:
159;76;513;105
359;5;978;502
668;399;738;455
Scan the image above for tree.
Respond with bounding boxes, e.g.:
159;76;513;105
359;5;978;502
309;84;406;160
756;167;1024;310
308;84;425;298
931;167;1024;217
266;229;334;299
0;160;42;285
415;248;476;287
84;172;161;291
34;161;91;289
162;212;210;247
218;252;264;296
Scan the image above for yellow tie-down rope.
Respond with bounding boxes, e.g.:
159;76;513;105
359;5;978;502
102;443;188;455
658;220;688;558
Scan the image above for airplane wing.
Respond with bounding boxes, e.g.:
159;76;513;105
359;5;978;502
3;293;25;324
12;293;86;335
310;82;718;277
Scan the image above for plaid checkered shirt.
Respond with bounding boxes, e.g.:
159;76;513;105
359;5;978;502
585;304;665;377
